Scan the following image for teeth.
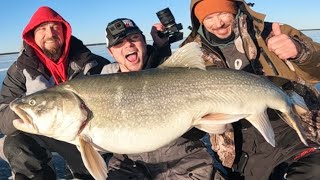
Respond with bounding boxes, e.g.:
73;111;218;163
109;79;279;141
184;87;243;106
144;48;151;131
126;51;136;56
125;51;137;59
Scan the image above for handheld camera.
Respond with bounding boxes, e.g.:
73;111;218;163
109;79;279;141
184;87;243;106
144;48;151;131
156;7;183;44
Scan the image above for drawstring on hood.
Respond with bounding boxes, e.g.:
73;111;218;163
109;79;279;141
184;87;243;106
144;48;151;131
22;6;72;84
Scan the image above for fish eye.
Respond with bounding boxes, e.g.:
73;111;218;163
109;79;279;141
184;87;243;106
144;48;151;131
29;99;36;106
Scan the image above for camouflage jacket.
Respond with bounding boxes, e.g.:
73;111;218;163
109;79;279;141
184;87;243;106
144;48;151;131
181;0;320;179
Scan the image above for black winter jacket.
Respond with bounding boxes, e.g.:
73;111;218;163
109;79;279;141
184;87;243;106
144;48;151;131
0;36;110;135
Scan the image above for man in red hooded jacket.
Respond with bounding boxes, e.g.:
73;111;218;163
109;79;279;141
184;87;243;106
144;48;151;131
0;6;110;179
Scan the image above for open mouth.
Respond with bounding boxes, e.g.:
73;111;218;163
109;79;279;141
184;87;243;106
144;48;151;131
10;100;33;126
125;51;138;63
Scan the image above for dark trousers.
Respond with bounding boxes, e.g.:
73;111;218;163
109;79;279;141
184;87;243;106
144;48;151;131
107;138;214;180
3;132;93;180
270;148;320;180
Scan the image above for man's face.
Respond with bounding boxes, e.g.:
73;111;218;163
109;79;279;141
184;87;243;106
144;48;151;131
203;12;235;39
34;22;64;61
108;33;147;72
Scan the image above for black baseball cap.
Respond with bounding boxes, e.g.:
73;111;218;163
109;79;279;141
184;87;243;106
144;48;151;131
105;18;143;47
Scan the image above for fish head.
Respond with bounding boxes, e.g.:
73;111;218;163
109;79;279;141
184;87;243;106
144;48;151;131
10;88;88;142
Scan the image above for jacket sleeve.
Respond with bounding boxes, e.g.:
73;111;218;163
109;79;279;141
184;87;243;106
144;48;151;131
155;42;172;62
144;44;172;69
87;54;111;75
69;36;111;76
0;62;26;135
281;24;320;83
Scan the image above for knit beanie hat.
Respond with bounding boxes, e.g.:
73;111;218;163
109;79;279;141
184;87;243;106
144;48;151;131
194;0;236;23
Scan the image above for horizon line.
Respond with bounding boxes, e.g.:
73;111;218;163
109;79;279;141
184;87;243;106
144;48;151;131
1;28;320;55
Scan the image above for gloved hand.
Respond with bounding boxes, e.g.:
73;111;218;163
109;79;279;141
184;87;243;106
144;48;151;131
23;69;55;95
151;23;169;48
300;109;320;145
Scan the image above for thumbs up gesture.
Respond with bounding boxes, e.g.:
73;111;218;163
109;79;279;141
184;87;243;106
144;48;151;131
267;22;301;60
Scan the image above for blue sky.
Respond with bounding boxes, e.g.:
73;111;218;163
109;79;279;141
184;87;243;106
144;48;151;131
1;0;319;53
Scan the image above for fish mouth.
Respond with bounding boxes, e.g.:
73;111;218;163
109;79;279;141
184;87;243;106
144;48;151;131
10;99;33;126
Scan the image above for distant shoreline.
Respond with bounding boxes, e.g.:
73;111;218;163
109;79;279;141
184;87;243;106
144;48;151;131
0;52;19;56
86;42;106;47
1;29;319;55
0;42;107;56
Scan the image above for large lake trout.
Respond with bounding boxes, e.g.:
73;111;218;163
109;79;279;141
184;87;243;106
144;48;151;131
10;42;308;179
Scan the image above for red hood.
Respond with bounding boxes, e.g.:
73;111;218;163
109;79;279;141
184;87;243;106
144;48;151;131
22;6;72;84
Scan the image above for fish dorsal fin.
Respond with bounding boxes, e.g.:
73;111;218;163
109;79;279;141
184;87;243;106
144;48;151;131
159;42;206;70
78;136;108;179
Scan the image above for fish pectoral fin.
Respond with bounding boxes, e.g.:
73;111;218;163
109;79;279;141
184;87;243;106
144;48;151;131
196;123;233;134
193;113;248;134
196;113;249;124
245;111;275;147
78;136;108;180
195;124;228;134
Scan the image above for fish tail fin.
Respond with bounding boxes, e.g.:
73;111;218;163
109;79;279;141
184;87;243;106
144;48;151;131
281;111;308;146
78;136;108;179
281;91;309;146
159;42;206;70
289;91;309;115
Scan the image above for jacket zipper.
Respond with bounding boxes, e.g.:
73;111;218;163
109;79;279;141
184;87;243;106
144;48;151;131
260;47;279;75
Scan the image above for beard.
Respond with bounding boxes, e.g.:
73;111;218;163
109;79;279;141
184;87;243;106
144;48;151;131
42;37;63;61
43;47;62;61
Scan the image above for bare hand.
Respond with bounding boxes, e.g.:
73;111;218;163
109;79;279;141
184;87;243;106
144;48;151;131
150;23;169;48
267;22;300;60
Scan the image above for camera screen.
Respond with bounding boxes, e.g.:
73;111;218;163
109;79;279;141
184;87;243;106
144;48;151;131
108;21;126;36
